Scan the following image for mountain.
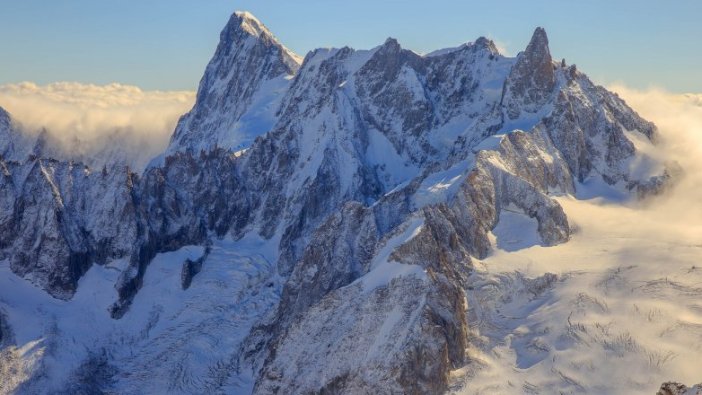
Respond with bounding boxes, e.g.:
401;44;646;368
0;11;678;394
165;11;302;156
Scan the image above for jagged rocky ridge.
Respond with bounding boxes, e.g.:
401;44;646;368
0;103;171;172
0;11;671;394
0;107;138;299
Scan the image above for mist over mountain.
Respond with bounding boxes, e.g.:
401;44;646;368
0;10;700;395
0;81;194;170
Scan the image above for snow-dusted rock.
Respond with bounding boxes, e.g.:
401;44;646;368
0;107;32;161
502;27;556;120
0;157;138;299
0;13;674;394
658;382;702;395
166;11;301;155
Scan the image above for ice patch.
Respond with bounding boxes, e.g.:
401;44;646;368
491;206;542;252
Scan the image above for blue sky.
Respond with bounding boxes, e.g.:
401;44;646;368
1;0;700;92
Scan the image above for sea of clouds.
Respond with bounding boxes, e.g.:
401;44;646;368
0;81;195;169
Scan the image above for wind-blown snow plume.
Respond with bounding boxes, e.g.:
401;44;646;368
0;82;195;169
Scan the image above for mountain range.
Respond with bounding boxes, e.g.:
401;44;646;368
0;11;687;394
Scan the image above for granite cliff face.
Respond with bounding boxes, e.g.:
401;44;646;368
502;27;556;120
0;11;670;394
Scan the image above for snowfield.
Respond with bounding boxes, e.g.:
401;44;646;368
454;195;702;394
0;236;281;394
452;88;702;394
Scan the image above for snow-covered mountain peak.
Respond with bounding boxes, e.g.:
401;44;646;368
0;105;33;161
0;15;679;394
229;11;302;68
472;36;500;54
382;37;401;50
0;106;9;128
424;37;500;59
232;10;269;37
0;106;13;157
165;11;302;155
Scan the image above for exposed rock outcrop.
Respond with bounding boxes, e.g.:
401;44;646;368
0;16;672;394
167;11;301;155
0;157;138;299
658;382;702;395
502;27;556;120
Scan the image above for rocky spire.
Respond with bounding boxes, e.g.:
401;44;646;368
521;27;555;91
501;27;557;119
166;11;302;155
526;27;551;59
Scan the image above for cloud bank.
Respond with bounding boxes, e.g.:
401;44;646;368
0;82;195;169
608;84;702;226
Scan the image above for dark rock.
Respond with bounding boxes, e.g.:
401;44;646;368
0;17;673;393
181;246;209;290
502;27;556;119
658;382;702;395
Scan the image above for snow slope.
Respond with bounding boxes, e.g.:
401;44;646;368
0;236;280;394
452;195;702;394
451;88;702;394
0;10;688;394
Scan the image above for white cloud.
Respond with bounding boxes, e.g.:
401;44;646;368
488;37;510;56
608;84;702;223
0;81;195;169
